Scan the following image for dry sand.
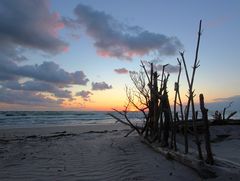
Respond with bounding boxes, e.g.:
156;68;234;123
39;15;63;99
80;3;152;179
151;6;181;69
210;125;240;164
0;124;239;180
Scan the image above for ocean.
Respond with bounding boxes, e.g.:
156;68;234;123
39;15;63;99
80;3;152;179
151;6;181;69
0;110;239;129
0;111;144;129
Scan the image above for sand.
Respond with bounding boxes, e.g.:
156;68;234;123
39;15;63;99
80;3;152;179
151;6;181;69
211;125;240;164
0;124;239;180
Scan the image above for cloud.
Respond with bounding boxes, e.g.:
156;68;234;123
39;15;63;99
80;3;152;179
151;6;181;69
92;82;112;90
0;0;68;54
0;57;19;81
0;1;94;109
207;95;240;112
156;64;179;73
206;16;231;29
129;71;138;75
213;95;240;103
0;88;63;107
0;60;89;85
114;68;129;74
76;90;93;101
67;3;183;60
0;58;89;107
1;80;72;99
142;61;179;74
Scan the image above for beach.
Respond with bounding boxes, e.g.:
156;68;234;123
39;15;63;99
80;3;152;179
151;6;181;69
0;123;203;181
0;0;239;180
1;122;240;180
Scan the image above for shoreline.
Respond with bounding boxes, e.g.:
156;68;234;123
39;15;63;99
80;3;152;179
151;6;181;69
0;123;130;140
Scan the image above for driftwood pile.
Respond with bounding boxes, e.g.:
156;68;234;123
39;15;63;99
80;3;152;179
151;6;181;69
108;20;239;178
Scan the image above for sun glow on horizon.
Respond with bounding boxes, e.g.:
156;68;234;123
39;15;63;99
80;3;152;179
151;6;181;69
0;1;239;111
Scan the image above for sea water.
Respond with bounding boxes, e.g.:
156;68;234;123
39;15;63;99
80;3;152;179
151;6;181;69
0;111;144;129
0;110;239;129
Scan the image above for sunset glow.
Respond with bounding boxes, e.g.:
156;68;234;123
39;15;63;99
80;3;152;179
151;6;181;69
0;0;239;111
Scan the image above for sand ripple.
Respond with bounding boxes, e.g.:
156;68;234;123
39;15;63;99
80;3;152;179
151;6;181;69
0;129;200;181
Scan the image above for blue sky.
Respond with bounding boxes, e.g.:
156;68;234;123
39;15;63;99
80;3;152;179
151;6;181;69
0;0;239;111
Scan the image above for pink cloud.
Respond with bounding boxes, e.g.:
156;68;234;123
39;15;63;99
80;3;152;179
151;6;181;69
114;68;128;74
50;13;65;37
97;50;111;57
70;4;183;60
0;0;68;54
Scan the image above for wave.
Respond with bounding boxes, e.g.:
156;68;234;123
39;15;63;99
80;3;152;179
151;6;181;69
0;111;144;129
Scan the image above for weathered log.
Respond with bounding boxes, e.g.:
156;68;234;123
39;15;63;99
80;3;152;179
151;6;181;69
141;137;217;179
141;137;240;179
200;94;214;165
157;64;168;142
211;119;240;126
160;75;172;147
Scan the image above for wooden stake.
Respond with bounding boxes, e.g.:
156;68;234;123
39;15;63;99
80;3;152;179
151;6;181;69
199;94;214;165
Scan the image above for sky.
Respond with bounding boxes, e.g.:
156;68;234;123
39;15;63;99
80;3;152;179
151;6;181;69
0;0;239;111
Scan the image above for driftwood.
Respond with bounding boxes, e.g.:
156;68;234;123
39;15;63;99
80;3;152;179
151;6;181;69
211;119;240;126
223;102;233;120
141;137;217;179
141;137;240;179
180;52;189;154
171;58;183;151
180;20;203;159
111;20;222;173
213;102;237;121
226;111;237;120
113;108;141;135
200;94;214;165
176;119;240;132
107;113;142;137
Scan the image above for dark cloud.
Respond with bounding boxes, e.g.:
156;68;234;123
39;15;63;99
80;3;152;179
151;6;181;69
0;81;21;90
213;95;240;103
142;61;179;74
156;64;179;73
129;71;138;75
114;68;129;74
18;61;89;85
0;1;92;108
92;82;112;91
0;88;63;107
1;80;72;99
0;57;19;81
0;43;28;63
0;0;68;54
0;60;89;85
68;3;183;60
54;90;72;99
0;58;88;107
76;90;93;101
